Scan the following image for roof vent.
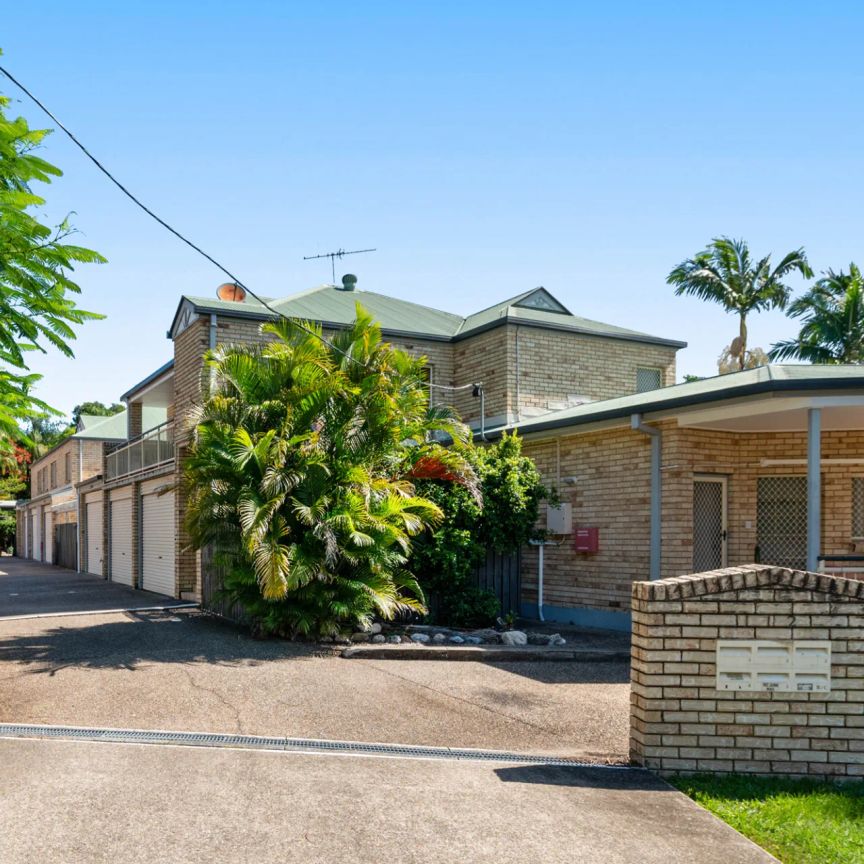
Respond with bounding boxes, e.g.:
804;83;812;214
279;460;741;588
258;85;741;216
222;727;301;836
339;273;358;292
216;282;246;303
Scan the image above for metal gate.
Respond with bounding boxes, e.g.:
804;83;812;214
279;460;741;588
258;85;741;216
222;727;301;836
473;549;521;617
757;476;807;568
201;544;249;624
54;524;78;570
693;476;727;571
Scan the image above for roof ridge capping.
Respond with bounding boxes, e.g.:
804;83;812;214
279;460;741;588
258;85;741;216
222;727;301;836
633;564;864;602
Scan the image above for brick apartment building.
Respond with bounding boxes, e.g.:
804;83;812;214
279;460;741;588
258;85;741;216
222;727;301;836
18;277;864;631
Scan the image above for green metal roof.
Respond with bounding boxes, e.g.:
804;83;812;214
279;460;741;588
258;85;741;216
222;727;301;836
74;411;128;440
177;284;684;347
484;365;864;438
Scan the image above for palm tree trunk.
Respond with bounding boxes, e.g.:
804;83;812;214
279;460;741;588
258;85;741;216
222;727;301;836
739;315;748;371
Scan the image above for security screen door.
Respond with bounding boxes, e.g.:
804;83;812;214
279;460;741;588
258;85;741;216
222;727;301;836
756;476;807;569
693;476;728;572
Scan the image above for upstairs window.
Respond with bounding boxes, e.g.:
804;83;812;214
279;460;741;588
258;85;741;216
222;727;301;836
636;367;663;393
49;462;56;489
64;452;71;483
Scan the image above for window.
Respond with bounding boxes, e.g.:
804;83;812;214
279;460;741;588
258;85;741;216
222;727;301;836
853;477;864;538
636;367;663;393
49;461;56;489
64;452;71;483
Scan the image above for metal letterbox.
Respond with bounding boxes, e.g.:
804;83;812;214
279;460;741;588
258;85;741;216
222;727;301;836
716;640;831;693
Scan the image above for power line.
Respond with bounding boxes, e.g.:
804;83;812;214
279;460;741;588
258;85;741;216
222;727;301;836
0;65;476;395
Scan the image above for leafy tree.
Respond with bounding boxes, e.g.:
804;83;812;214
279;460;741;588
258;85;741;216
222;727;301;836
72;401;124;426
769;265;864;364
668;237;812;371
184;307;478;638
0;439;29;550
0;80;105;455
412;433;546;627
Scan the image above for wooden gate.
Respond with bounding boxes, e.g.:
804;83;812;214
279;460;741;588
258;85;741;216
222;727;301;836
54;523;78;570
473;548;521;617
200;544;249;624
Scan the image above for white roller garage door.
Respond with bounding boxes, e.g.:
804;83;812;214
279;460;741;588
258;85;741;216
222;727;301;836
44;511;54;565
141;487;175;596
110;493;134;586
86;497;104;576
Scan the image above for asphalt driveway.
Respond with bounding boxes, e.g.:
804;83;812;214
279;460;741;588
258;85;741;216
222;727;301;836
0;557;189;617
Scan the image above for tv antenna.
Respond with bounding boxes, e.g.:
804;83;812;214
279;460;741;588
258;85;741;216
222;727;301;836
303;247;377;283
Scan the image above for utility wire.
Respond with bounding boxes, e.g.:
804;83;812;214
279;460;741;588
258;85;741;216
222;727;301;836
0;64;478;395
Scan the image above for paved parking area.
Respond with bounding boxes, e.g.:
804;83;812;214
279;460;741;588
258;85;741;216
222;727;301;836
0;557;187;618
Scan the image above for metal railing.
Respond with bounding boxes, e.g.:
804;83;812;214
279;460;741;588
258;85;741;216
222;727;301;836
105;421;174;480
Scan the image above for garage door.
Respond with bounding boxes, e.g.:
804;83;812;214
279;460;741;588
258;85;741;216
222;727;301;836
86;498;104;576
110;494;134;586
141;488;175;596
44;511;54;565
33;510;41;561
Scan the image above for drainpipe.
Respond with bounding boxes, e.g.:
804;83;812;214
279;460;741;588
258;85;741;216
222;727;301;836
631;413;661;581
76;439;83;573
514;327;521;422
530;539;546;621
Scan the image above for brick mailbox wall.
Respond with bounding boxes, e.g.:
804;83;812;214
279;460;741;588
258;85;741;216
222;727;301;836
630;564;864;780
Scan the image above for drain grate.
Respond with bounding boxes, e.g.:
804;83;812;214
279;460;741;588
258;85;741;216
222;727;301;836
0;723;627;769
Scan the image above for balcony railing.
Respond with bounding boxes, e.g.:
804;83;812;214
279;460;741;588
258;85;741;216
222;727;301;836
106;421;174;481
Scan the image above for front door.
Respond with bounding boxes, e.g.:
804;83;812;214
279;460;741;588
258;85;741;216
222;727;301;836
693;476;727;572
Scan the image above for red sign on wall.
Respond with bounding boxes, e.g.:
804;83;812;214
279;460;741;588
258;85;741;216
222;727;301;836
574;527;599;553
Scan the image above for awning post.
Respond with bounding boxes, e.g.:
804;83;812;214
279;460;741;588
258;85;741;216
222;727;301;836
807;408;821;572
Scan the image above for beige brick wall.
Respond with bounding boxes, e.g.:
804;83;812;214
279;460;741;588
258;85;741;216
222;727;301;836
631;564;864;779
522;424;864;619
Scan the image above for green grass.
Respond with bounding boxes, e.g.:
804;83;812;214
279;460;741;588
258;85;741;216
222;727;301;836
670;774;864;864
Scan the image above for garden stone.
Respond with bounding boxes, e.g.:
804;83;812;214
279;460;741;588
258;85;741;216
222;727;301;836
401;635;413;643
388;635;402;644
371;634;386;643
432;633;447;644
471;628;500;644
369;623;382;635
410;633;431;644
527;632;549;646
500;630;528;646
448;635;465;644
464;636;482;645
350;632;370;643
547;634;566;647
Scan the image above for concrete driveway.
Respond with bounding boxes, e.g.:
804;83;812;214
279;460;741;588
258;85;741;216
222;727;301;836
0;557;776;863
0;557;189;618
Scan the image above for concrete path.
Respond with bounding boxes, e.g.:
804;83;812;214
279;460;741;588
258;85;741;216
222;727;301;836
0;556;189;618
0;736;777;864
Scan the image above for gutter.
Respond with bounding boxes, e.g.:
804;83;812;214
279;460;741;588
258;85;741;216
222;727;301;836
631;414;661;581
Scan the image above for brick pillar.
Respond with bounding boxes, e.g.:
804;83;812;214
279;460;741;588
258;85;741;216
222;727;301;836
128;402;143;438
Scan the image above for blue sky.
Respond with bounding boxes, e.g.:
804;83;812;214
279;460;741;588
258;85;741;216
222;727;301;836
3;1;863;416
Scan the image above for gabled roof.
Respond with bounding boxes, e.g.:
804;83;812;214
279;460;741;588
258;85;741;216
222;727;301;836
172;283;685;348
483;364;864;438
121;359;174;402
73;411;128;440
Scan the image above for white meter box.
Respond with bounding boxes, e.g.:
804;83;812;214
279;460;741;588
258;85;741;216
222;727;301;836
716;640;831;693
546;503;572;535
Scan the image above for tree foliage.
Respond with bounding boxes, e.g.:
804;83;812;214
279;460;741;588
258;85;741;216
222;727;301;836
769;265;864;364
412;433;546;627
0;83;105;454
184;307;478;638
72;400;124;425
668;237;812;371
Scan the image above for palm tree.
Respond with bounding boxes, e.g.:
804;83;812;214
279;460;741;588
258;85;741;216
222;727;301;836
668;237;813;371
184;305;479;638
769;265;864;364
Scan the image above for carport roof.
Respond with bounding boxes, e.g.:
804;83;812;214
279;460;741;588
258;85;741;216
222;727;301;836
484;365;864;438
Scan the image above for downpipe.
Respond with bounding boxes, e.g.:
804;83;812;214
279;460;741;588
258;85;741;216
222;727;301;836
631;413;661;581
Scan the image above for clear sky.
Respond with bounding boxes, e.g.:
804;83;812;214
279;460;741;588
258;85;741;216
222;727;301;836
3;1;863;417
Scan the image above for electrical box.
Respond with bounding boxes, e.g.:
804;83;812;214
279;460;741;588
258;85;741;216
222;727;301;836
546;503;572;535
716;640;831;693
574;526;599;553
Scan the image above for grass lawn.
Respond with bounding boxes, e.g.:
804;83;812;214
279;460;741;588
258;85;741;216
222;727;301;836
670;774;864;864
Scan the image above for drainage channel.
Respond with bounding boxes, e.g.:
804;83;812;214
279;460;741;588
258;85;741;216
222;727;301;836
0;723;628;769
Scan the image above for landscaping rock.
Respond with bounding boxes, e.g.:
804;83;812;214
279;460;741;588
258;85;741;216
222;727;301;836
471;628;501;644
410;633;431;644
547;634;567;647
369;623;383;635
401;635;412;643
526;632;549;646
464;636;482;645
448;635;465;644
388;635;402;644
350;632;370;643
432;633;447;644
371;634;386;643
500;630;528;646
